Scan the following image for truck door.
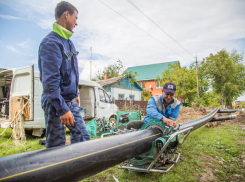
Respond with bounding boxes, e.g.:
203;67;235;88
98;88;115;118
10;65;34;121
79;86;95;120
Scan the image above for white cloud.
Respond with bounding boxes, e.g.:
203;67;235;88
6;44;33;57
24;58;38;64
0;14;21;20
1;0;245;74
78;59;111;81
6;46;20;53
18;39;32;49
237;94;245;101
38;19;54;29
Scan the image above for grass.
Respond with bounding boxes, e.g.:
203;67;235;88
83;123;245;182
0;128;46;156
0;122;244;182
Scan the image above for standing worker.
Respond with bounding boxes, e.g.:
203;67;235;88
144;82;181;127
38;1;90;148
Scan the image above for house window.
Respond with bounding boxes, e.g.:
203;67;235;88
129;95;135;100
118;94;125;100
138;82;145;89
156;81;162;88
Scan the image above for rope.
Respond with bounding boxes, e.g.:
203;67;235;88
11;98;29;145
0;100;29;138
12;110;26;145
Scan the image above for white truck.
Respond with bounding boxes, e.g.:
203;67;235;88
0;65;118;136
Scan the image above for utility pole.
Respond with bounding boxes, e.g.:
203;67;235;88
90;47;92;81
196;56;199;97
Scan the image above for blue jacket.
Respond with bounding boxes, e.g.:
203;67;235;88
38;31;79;116
143;95;181;123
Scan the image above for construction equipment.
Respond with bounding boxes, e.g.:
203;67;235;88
86;110;141;137
117;110;141;130
0;108;237;182
86;117;117;137
233;100;242;109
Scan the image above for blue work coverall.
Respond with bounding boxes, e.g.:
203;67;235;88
144;95;181;123
38;23;90;148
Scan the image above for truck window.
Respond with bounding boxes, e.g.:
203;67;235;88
99;89;111;103
104;91;111;103
12;73;31;93
99;89;106;102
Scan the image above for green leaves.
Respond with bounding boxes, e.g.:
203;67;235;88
199;49;245;108
141;90;152;101
122;70;138;85
93;59;125;80
157;62;198;103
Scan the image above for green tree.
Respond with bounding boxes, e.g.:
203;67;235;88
194;91;221;107
199;49;245;108
141;90;152;101
93;59;124;80
156;62;198;103
93;59;138;87
122;70;138;85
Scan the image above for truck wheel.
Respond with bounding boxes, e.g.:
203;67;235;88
41;129;46;138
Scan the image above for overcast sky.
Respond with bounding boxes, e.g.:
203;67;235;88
0;0;245;99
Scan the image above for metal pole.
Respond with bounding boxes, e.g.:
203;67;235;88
196;56;199;97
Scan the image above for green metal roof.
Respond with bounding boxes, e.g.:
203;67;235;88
125;61;179;81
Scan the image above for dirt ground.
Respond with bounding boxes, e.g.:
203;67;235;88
176;104;245;127
176;104;208;123
176;105;245;182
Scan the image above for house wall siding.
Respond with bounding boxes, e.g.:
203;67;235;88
113;87;141;101
144;79;163;96
140;80;185;103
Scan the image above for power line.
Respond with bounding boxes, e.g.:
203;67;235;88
127;0;196;59
98;0;189;61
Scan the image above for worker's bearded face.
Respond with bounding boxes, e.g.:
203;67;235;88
163;92;174;104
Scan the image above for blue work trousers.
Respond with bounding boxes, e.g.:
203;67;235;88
41;97;90;148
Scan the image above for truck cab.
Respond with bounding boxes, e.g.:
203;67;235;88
0;65;118;136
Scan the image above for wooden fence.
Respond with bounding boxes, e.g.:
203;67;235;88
114;100;148;116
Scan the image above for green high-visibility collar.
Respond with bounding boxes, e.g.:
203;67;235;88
53;22;73;39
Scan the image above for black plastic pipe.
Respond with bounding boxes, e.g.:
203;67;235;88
206;109;239;113
179;107;219;131
0;128;161;182
210;115;237;122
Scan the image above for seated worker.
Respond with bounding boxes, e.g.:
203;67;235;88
127;82;181;130
144;82;181;127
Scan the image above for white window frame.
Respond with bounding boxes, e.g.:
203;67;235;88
118;94;125;100
129;94;135;100
156;81;162;88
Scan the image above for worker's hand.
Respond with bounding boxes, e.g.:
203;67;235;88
74;97;79;105
60;111;75;127
162;117;177;127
